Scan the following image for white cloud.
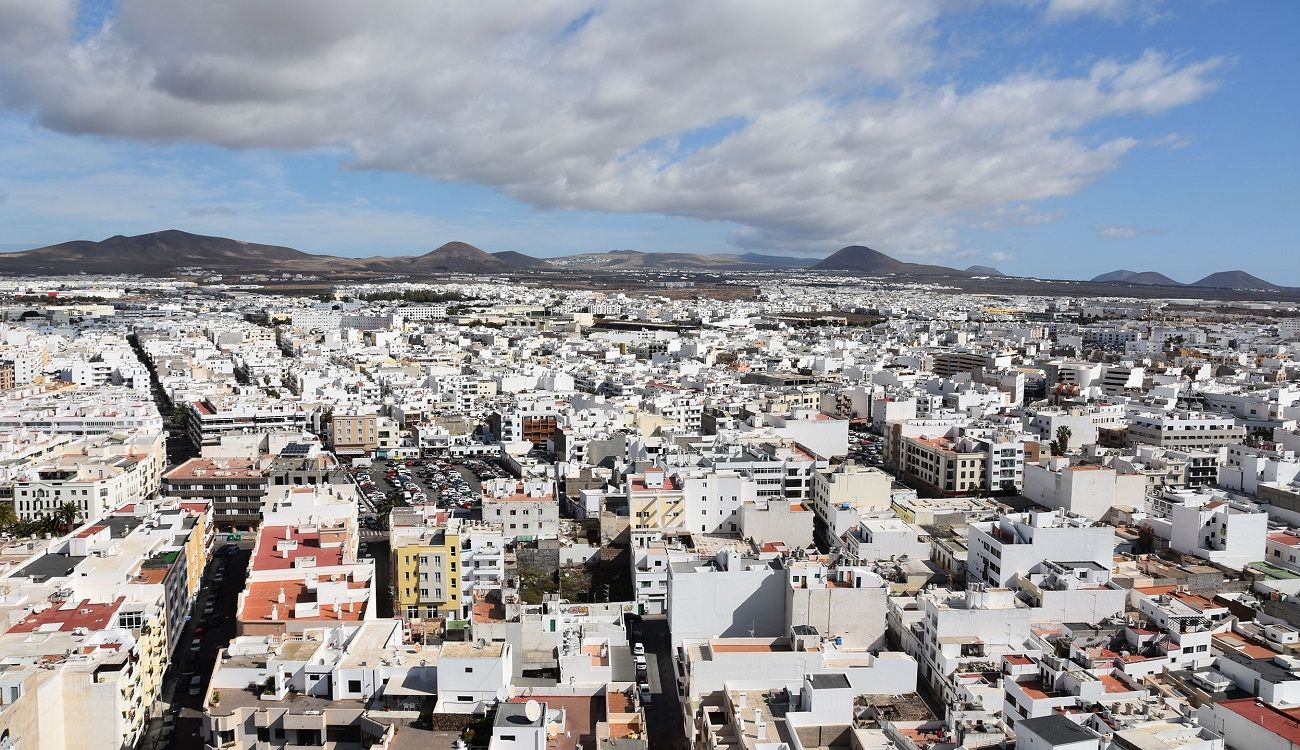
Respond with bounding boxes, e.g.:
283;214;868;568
1099;224;1140;238
1097;223;1163;239
1044;0;1167;24
0;1;1221;257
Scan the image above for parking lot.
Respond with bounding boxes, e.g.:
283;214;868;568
847;429;886;468
349;455;511;527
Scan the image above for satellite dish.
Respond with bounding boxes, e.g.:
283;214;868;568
524;699;542;722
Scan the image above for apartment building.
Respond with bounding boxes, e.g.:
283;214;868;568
389;522;461;621
199;620;437;750
1167;495;1268;570
164;457;268;531
328;411;402;457
1126;412;1246;451
1023;459;1147;520
0;501;210;750
810;461;892;542
626;468;686;531
905;586;1034;705
187;394;312;448
967;511;1116;589
481;478;560;542
898;434;988;496
932;350;1015;378
236;522;374;637
0;385;163;435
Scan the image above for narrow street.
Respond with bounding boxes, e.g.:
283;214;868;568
138;547;250;750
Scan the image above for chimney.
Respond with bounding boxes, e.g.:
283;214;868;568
270;603;278;620
278;587;286;604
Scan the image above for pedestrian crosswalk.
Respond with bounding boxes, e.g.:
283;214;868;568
360;528;389;540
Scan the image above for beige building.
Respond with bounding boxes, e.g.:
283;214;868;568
328;412;403;457
898;435;986;496
626;468;686;530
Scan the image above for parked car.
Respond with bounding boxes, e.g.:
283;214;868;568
189;676;203;695
633;642;645;657
638;684;652;705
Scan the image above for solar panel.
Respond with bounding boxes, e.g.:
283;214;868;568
280;442;310;456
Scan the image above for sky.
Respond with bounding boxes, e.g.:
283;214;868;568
0;1;1296;283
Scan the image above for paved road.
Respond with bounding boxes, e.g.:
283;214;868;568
361;538;393;618
631;616;689;750
137;548;250;750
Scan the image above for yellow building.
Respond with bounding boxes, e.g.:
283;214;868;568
626;468;685;530
390;524;461;620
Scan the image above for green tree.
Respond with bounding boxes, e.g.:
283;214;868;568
0;502;17;529
1050;426;1073;457
56;502;81;533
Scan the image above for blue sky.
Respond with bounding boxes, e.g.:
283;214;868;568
0;1;1295;284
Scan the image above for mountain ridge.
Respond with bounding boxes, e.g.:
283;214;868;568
0;231;1290;293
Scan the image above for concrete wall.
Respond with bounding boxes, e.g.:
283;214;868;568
786;585;888;649
668;564;786;642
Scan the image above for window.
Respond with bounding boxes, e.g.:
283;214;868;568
464;667;474;673
348;680;362;692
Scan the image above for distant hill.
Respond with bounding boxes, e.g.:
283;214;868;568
549;249;808;271
812;245;961;275
1190;270;1281;291
0;231;1291;298
1090;269;1183;286
737;253;819;268
416;241;506;272
0;229;328;274
491;250;552;269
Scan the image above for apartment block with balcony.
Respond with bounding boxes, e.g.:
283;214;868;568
164;457;268;531
389;523;461;621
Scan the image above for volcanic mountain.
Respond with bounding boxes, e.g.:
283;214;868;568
0;229;327;274
550;249;810;270
404;241;509;273
491;250;552;268
965;265;1004;276
1090;269;1183;286
812;245;961;275
1190;270;1281;291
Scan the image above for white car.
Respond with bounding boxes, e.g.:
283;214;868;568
638;684;652;705
633;642;645;657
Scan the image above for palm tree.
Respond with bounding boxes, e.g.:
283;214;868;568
39;514;61;536
1049;425;1073;457
56;502;81;533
